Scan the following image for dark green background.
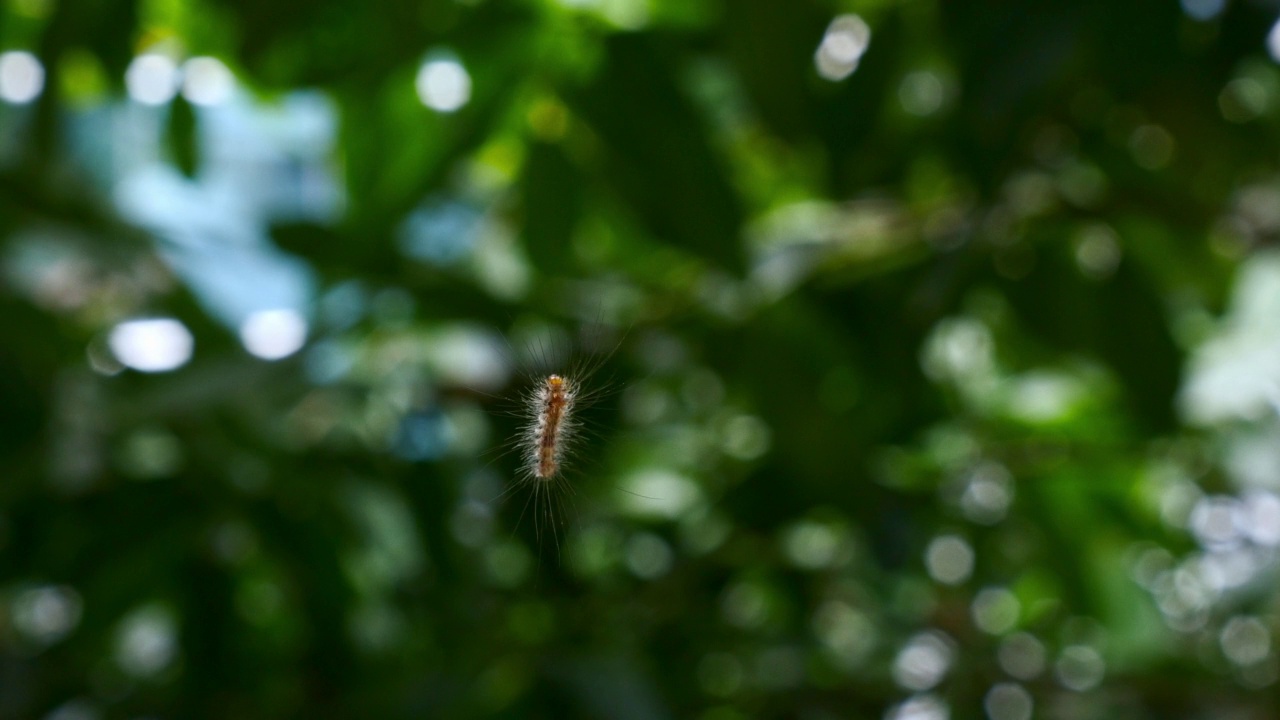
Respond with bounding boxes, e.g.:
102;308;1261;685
2;0;1278;718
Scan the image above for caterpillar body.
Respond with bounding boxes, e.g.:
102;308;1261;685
486;317;658;557
491;321;624;552
525;373;576;480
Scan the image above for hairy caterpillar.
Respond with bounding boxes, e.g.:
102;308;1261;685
491;319;626;552
525;374;576;480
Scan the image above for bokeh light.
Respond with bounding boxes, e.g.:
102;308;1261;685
814;599;877;668
885;693;949;720
0;50;44;104
416;55;471;112
959;462;1014;525
984;682;1033;720
998;633;1047;680
925;534;974;585
1181;0;1225;21
1055;645;1106;691
892;632;954;691
125;53;180;105
971;587;1020;635
239;308;308;360
107;318;194;372
1074;224;1122;279
617;469;703;519
815;14;871;81
181;56;235;106
1221;616;1271;666
11;585;82;647
1268;18;1280;63
899;71;946;116
624;532;674;579
115;605;178;678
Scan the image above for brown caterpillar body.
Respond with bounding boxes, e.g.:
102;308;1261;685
526;374;576;479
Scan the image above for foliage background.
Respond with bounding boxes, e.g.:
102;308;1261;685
3;0;1280;718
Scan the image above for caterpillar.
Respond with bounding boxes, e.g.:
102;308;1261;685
494;319;625;552
525;373;577;480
